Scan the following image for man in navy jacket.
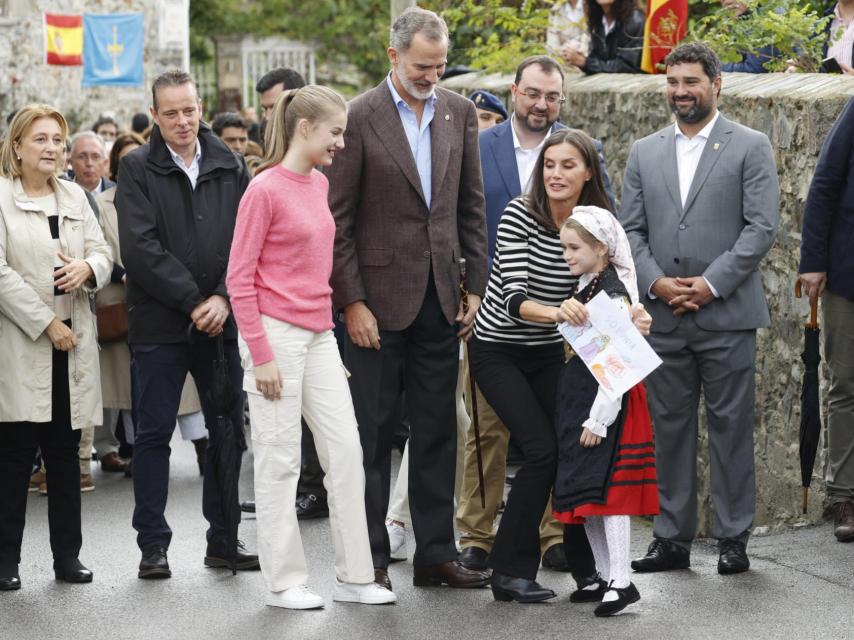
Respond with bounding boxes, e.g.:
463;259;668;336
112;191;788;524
799;97;854;543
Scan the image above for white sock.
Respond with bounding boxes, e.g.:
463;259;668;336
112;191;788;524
602;515;631;602
583;516;609;587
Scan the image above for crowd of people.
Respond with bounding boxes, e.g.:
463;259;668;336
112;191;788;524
0;4;853;621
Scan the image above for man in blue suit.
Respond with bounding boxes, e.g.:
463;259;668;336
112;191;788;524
456;55;613;582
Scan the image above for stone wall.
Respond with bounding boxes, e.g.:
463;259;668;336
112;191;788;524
0;0;185;134
443;71;854;533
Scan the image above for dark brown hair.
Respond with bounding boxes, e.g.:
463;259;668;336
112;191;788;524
586;0;639;34
514;55;565;85
151;69;196;111
524;129;611;231
109;131;145;182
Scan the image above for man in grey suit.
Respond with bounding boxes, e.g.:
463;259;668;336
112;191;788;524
619;42;779;575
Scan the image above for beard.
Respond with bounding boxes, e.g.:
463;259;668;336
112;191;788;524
669;95;713;124
394;62;435;101
520;109;554;133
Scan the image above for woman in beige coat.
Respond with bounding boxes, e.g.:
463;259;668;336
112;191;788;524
97;134;208;477
0;105;112;591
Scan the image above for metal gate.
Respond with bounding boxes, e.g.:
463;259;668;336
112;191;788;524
241;37;316;111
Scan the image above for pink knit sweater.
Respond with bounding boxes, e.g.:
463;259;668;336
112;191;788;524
227;164;335;365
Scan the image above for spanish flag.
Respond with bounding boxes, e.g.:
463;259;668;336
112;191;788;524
44;13;83;66
640;0;689;74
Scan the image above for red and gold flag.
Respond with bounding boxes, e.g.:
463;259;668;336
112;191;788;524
641;0;689;74
44;13;83;66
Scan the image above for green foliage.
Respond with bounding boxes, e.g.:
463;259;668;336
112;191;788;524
190;0;390;82
688;0;831;72
424;0;555;74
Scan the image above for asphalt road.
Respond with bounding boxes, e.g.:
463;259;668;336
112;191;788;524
3;433;852;640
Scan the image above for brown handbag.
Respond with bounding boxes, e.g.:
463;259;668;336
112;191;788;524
96;302;129;343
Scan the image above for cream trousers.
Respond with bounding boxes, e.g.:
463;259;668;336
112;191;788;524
240;316;374;592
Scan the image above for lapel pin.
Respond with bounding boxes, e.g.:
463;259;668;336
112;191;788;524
445;114;450;121
713;142;720;150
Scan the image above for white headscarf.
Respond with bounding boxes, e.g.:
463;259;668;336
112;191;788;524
569;205;639;305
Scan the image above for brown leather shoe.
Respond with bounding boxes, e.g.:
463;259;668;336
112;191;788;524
413;560;490;588
374;568;392;591
100;452;128;473
823;500;854;542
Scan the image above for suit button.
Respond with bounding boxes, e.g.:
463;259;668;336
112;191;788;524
201;273;208;279
674;258;680;264
423;251;431;258
197;215;203;221
679;224;686;230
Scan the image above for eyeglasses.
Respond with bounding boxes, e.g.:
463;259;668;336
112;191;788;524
518;89;565;104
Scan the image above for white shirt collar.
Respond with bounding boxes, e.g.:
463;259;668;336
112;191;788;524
165;140;202;170
675;110;720;142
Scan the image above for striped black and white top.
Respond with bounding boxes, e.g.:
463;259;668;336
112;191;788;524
33;193;72;325
474;197;577;346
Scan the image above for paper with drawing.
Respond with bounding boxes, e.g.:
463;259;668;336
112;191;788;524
558;291;662;401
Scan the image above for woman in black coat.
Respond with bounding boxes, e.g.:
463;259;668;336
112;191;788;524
562;0;645;74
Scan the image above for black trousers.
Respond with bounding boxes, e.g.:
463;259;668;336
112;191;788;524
131;340;244;550
0;348;82;571
342;278;459;569
469;337;594;580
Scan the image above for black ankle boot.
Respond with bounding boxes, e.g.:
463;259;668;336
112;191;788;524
192;437;208;476
54;558;93;584
594;581;640;617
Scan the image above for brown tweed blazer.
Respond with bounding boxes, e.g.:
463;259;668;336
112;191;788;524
327;80;488;332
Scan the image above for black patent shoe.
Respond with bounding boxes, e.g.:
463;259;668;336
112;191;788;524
0;564;20;591
594;581;640;617
138;545;171;579
458;546;489;571
541;543;571;572
240;500;256;513
490;572;556;603
569;573;608;602
54;558;93;584
205;539;260;571
631;538;690;572
717;538;750;575
295;493;329;520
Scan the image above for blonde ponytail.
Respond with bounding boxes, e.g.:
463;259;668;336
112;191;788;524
258;85;346;174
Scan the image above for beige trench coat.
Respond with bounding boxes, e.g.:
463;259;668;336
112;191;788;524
0;176;112;429
96;187;201;414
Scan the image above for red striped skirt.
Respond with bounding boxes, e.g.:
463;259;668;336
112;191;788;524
554;384;659;525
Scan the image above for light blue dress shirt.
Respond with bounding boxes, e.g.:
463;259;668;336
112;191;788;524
386;74;435;208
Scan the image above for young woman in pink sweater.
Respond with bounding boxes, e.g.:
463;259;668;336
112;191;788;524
227;86;395;610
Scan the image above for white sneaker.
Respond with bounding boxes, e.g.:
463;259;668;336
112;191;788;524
265;584;324;610
333;579;397;605
386;519;407;561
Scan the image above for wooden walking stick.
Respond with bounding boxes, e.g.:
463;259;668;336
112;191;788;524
458;258;486;508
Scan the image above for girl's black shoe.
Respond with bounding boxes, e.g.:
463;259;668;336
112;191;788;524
593;581;640;617
569;573;608;602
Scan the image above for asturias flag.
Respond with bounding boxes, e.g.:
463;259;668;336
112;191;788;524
641;0;689;74
82;13;144;87
44;13;83;66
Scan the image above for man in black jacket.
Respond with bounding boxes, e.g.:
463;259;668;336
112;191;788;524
117;70;257;579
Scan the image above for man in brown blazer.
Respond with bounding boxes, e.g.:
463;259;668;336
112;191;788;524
326;7;489;591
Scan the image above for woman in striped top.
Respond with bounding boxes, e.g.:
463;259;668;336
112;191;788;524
469;129;650;603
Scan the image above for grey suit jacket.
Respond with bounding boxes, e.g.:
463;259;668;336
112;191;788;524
327;80;488;332
619;114;780;333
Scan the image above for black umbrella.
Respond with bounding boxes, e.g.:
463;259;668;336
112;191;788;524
795;281;822;515
205;333;247;574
